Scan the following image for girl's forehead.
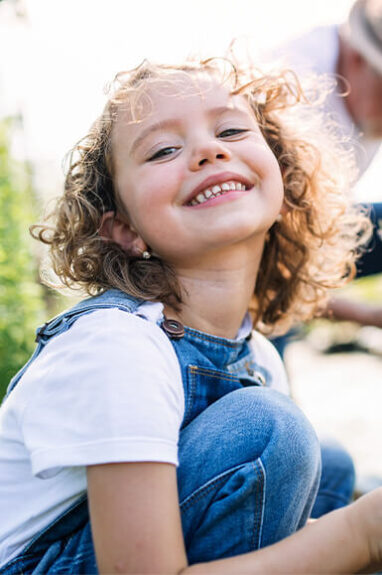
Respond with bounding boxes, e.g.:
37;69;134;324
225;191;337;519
114;73;251;135
148;79;240;113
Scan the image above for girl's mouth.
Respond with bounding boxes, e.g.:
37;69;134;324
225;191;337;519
187;180;250;206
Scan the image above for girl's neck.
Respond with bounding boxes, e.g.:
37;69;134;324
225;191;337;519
164;241;263;339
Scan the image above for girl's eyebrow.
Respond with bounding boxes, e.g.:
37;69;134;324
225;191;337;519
130;106;250;154
130;119;181;155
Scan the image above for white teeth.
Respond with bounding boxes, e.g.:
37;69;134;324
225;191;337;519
189;180;247;206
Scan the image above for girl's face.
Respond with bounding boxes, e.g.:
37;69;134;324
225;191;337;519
112;72;284;265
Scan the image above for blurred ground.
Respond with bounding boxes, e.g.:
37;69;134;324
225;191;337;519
285;337;382;486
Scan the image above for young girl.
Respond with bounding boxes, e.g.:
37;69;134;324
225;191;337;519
0;57;381;574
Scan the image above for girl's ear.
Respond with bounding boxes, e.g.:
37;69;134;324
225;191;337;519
99;211;148;257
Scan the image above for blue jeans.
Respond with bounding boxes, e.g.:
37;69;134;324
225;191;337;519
1;387;321;573
311;437;355;518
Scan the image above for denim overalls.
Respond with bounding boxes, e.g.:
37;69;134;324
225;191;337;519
0;289;324;574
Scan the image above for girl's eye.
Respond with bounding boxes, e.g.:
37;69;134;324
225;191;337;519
218;128;249;138
147;147;178;161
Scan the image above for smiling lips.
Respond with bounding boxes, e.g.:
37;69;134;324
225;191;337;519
188;180;249;206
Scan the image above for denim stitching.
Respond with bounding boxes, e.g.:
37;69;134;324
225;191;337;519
180;475;228;510
180;458;266;552
183;366;240;426
180;464;244;511
251;461;260;550
182;366;241;427
250;459;265;549
188;366;238;382
183;367;197;427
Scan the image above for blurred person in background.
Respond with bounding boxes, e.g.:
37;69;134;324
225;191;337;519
269;0;382;357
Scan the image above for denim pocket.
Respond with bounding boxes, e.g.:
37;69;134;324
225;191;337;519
182;365;243;427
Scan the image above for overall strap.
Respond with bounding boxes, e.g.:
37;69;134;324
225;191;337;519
5;289;143;398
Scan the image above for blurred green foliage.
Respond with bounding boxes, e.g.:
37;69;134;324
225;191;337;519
341;273;382;302
0;119;46;399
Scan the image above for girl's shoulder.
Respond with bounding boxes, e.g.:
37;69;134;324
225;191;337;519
45;300;176;362
37;303;183;391
9;302;185;434
5;303;185;479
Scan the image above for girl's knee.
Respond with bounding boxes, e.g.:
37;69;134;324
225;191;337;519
239;387;320;479
180;387;320;480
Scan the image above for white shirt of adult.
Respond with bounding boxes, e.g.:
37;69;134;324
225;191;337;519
0;301;289;567
270;25;380;177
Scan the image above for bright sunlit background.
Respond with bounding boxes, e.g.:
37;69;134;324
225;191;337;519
1;0;381;201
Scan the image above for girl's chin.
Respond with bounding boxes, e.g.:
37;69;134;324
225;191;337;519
155;223;271;263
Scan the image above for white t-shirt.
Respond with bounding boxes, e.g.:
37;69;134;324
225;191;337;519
0;302;288;567
270;26;380;177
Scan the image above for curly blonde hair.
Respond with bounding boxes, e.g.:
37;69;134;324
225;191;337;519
31;58;371;333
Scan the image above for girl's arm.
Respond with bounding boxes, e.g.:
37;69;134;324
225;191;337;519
87;462;188;574
88;463;382;574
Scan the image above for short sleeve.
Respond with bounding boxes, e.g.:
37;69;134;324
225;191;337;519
20;309;184;478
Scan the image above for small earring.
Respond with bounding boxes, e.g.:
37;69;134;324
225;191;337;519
142;250;151;260
276;213;282;223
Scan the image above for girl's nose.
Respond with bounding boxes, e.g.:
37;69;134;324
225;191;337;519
189;139;232;171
